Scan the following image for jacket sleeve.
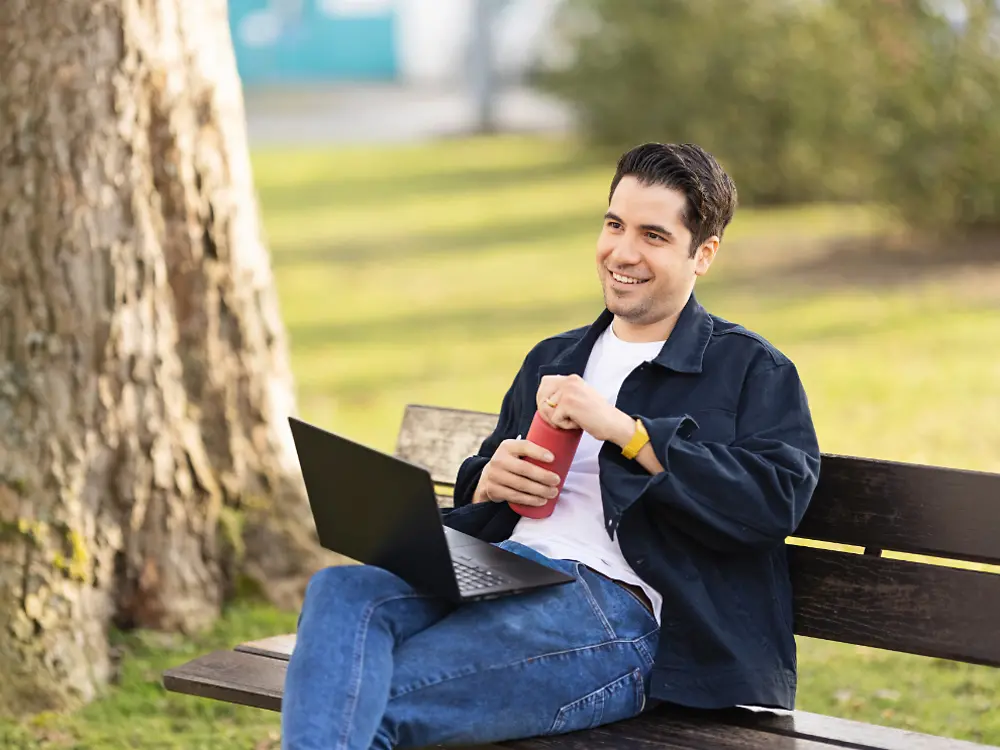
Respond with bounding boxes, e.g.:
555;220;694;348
604;361;820;553
442;356;532;534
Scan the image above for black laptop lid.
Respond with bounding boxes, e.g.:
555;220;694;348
288;417;457;596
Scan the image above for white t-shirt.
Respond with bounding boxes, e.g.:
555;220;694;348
509;322;666;623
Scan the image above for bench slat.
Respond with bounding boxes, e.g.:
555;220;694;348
507;728;831;749
395;405;1000;565
588;703;994;750
791;546;1000;666
734;708;993;750
572;717;840;750
236;634;296;660
796;454;1000;565
163;649;286;712
395;404;498;485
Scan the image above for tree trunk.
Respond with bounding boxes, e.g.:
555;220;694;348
0;0;330;715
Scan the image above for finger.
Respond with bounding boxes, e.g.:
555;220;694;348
537;377;564;407
550;402;579;431
537;391;559;415
494;461;559;498
502;451;562;486
537;390;564;427
505;490;549;508
506;439;554;463
493;469;558;500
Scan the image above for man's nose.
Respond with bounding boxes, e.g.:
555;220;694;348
610;236;642;266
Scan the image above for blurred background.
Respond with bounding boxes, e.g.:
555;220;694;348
241;1;999;743
8;0;997;747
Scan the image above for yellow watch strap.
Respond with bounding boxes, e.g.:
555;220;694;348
621;418;650;460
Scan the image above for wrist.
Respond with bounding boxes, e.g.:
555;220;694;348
609;410;639;448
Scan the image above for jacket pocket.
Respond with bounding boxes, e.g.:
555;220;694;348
548;668;645;736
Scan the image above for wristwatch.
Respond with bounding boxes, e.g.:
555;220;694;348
621;418;650;460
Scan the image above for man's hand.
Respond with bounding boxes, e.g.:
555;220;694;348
473;439;562;506
536;374;636;446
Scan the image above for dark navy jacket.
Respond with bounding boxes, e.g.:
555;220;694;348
442;293;821;710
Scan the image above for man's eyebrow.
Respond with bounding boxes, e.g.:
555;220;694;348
639;223;674;239
604;212;675;239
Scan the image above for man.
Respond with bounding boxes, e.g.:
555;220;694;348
282;143;821;750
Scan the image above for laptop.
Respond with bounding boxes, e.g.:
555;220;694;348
288;417;574;603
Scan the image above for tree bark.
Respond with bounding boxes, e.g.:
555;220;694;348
0;0;329;715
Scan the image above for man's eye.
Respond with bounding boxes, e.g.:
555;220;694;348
607;221;622;229
646;232;664;241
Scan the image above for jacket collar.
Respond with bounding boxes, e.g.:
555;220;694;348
538;292;713;377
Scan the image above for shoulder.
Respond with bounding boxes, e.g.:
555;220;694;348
521;323;590;366
708;314;792;369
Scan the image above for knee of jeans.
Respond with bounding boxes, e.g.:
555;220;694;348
303;564;402;610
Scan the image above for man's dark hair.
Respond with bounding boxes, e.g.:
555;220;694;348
609;143;738;256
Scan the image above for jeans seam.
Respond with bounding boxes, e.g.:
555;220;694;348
389;637;640;700
550;667;644;735
574;565;618;640
336;593;433;750
633;630;658;670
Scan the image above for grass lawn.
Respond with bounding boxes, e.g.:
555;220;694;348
3;135;998;747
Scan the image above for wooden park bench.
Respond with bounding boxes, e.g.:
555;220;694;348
164;404;1000;749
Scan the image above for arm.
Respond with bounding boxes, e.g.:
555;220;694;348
604;361;821;553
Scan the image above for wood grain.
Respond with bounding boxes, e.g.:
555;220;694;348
236;634;296;660
610;703;994;750
730;708;993;750
796;454;1000;565
163;650;286;712
791;547;1000;666
395;404;498;485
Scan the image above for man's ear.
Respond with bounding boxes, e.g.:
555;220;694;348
694;236;720;277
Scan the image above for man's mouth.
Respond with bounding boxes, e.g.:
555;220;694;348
610;270;649;285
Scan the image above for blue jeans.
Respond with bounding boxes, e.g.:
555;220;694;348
281;540;660;749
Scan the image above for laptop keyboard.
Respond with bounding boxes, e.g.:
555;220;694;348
453;560;510;594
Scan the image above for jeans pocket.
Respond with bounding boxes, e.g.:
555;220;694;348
547;668;645;736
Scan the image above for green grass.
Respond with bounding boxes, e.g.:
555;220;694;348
1;600;296;749
4;134;998;747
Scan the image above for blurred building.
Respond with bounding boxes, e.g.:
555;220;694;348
229;0;565;88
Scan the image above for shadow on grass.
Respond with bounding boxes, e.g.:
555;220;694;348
722;230;1000;292
270;206;602;267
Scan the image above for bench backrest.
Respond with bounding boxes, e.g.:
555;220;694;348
395;404;1000;668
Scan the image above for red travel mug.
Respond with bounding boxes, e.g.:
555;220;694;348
510;410;583;519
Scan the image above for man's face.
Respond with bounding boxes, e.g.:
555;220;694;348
596;176;717;331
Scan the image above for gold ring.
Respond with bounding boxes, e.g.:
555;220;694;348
545;399;558;408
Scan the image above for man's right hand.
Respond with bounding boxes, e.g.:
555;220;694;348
472;439;562;507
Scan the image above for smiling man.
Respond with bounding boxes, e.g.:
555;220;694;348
282;143;821;750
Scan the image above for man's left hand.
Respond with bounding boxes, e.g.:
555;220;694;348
536;374;635;446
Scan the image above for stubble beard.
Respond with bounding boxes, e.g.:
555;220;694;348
603;283;653;323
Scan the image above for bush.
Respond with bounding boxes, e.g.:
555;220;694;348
540;0;1000;229
863;0;1000;228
